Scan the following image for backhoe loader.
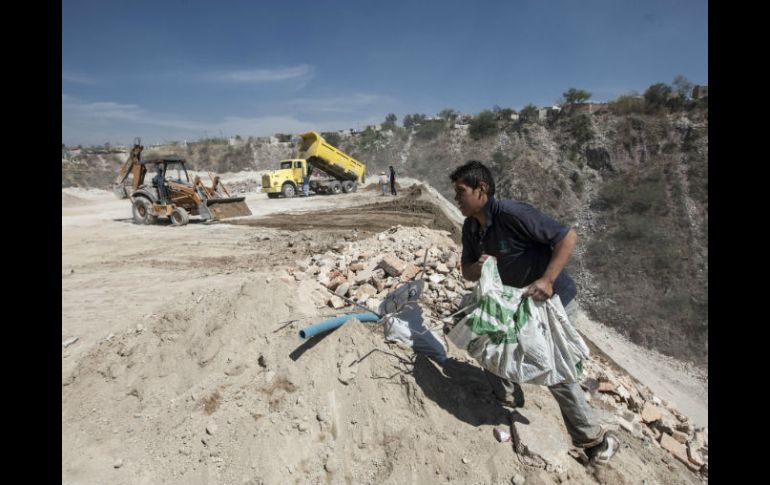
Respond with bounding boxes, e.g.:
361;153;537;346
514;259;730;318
126;156;251;226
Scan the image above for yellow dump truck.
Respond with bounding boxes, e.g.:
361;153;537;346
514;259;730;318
261;131;366;198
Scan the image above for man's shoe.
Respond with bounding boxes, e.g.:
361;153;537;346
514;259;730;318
586;434;618;465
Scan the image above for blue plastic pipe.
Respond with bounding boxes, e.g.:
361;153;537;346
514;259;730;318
299;312;379;339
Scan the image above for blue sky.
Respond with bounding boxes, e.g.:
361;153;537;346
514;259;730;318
62;0;708;146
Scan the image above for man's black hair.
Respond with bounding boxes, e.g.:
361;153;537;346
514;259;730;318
449;160;495;197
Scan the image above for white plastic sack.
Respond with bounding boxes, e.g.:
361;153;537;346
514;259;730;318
447;258;589;386
379;280;447;363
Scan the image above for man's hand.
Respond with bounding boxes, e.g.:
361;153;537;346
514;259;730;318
525;277;553;301
525;228;577;301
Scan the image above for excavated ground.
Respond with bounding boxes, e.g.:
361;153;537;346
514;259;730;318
228;196;460;243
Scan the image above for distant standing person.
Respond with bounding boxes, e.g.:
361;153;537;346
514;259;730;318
389;165;397;196
303;163;314;197
379;171;389;195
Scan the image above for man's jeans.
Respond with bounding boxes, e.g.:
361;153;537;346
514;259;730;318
483;298;605;448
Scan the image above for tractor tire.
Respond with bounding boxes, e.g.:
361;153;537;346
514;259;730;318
281;183;296;198
342;180;354;193
132;198;157;225
170;207;190;226
330;181;342;195
267;193;279;199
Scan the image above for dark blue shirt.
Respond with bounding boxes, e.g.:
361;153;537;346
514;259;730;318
461;196;577;305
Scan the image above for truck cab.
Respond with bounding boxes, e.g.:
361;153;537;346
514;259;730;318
261;159;308;198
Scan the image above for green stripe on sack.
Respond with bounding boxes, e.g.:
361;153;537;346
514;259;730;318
513;298;530;332
465;296;532;345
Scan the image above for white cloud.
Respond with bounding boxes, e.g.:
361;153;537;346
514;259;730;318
209;64;314;83
62;71;96;85
61;94;384;145
286;93;395;113
63;95;202;131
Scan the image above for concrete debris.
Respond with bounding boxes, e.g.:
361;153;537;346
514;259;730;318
62;337;79;348
671;430;689;444
378;254;407;277
641;402;662;423
660;433;701;472
328;295;346;309
614;384;631;400
334;283;350;297
598;381;616;393
493;427;512;442
400;263;421;281
687;443;705;467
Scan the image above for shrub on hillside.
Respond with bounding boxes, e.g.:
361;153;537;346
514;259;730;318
321;131;342;147
644;83;672;113
382;113;398;131
519;104;539;124
568;114;594;152
275;133;292;143
609;95;646;115
416;119;447;140
562;88;592;105
403;113;427;129
469;110;498;139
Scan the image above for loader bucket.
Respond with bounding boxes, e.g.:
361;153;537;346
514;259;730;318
202;197;252;220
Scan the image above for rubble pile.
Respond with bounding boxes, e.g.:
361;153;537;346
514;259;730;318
287;225;467;320
580;358;709;477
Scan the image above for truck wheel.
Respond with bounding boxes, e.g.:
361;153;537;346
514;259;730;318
281;183;296;198
330;182;342;194
342;180;354;193
170;207;190;226
132;198;157;225
267;193;279;199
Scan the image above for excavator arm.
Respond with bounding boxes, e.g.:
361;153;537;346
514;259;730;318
113;138;143;198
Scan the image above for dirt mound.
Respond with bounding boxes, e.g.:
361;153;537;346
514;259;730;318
61;268;520;484
62;192;89;207
232;184;463;243
63;275;317;483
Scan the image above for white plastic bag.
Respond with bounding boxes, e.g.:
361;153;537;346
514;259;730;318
379;279;447;363
447;258;589;385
